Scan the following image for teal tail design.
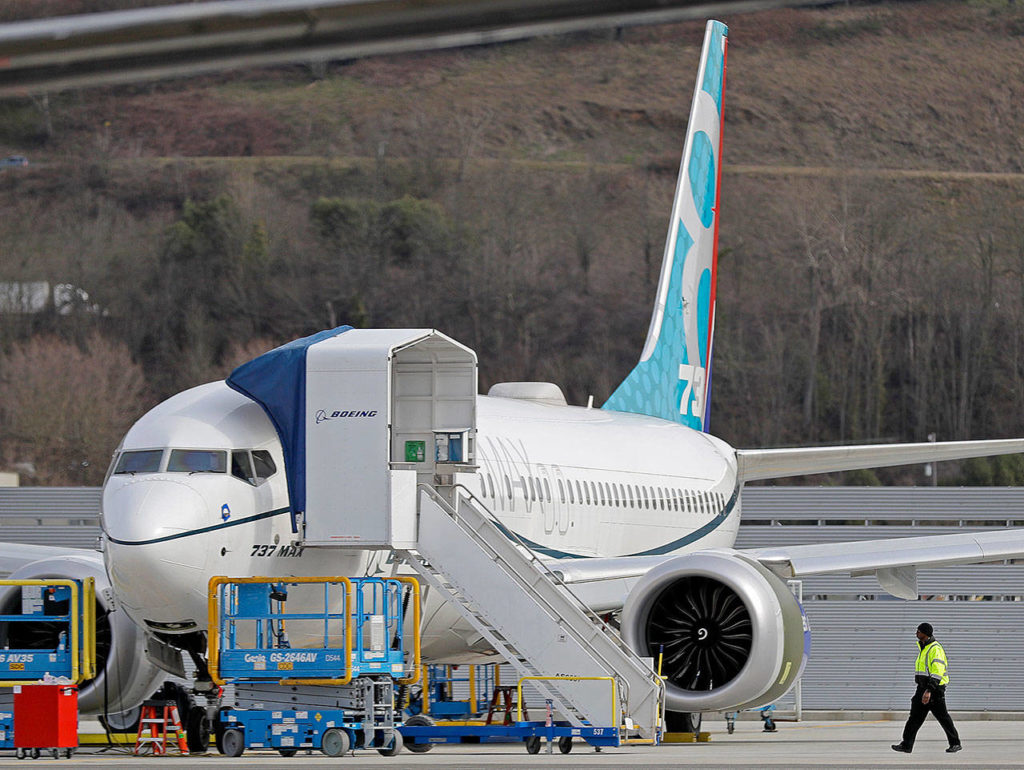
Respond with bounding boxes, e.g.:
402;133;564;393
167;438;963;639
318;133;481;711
603;20;727;432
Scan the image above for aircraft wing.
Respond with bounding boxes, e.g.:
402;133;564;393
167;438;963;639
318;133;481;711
747;529;1024;599
546;528;1024;608
736;438;1024;482
0;543;91;577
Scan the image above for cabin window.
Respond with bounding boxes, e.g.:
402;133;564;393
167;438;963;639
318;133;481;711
168;449;227;474
584;482;591;505
557;479;566;504
568;480;576;504
641;487;649;509
543;478;552;502
114;449;163;474
505;475;513;500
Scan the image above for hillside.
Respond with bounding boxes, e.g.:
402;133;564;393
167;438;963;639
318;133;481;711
2;1;1024;485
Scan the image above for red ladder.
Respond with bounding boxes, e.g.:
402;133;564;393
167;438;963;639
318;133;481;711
485;686;529;725
134;699;188;755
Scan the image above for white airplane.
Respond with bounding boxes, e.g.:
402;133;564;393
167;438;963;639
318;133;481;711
3;20;1024;743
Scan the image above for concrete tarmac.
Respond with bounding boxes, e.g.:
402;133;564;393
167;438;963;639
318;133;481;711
0;718;1018;768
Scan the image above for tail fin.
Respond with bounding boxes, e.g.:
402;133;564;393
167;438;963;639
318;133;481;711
603;20;727;431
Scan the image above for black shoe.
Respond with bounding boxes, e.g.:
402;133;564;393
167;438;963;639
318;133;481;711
891;744;912;753
946;745;962;753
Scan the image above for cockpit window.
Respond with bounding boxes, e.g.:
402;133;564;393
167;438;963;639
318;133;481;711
231;449;278;486
252;450;277;482
167;449;227;473
231;451;255;485
114;450;163;474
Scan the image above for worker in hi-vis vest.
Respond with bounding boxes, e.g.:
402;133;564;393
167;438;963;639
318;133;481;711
891;622;962;754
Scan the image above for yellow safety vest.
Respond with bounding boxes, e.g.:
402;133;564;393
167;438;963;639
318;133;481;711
915;640;949;687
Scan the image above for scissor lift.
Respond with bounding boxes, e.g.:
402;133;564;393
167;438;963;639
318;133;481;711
0;578;96;759
207;576;420;757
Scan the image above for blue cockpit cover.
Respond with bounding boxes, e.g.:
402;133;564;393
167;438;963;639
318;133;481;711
226;326;353;531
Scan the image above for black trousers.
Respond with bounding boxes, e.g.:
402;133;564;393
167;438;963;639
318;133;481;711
901;684;960;749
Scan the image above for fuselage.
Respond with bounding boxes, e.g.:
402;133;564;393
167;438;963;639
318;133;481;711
101;381;740;657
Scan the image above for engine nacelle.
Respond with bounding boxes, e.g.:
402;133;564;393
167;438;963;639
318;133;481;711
0;554;165;715
621;549;809;713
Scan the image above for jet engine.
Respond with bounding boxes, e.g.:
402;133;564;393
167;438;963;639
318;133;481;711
621;550;809;714
0;553;165;717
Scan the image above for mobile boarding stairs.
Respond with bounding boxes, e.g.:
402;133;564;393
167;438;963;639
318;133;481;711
283;329;665;744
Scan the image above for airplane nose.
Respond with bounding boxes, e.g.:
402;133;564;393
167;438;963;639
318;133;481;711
104;478;208;546
103;479;213;623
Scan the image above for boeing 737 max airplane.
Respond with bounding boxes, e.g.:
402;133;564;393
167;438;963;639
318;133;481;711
2;21;1024;742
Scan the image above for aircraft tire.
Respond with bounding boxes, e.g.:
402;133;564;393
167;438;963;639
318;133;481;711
186;705;211;752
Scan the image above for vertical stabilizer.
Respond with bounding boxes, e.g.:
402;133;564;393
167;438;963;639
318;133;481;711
604;20;727;431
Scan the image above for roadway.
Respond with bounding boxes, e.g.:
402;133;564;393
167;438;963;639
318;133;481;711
1;718;1020;767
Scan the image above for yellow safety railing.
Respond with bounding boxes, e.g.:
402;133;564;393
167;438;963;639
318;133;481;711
207;575;421;687
516;675;621;729
0;578;95;687
392;576;421;686
208;576;353;686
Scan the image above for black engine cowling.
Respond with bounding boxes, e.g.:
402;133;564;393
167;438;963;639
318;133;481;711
621;550;809;713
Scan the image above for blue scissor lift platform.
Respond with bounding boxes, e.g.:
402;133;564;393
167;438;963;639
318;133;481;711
208;576;420;758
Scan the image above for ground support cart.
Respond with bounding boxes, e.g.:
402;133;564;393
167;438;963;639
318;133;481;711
400;720;625;754
401;679;649;755
13;684;78;759
208;576;420;758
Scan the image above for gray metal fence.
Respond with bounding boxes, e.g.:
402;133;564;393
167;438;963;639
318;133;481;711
1;485;1021;712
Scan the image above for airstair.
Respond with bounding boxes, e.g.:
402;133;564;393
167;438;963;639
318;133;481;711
231;328;665;743
397;485;665;740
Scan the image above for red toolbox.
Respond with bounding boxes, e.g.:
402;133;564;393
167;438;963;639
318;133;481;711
14;684;78;754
